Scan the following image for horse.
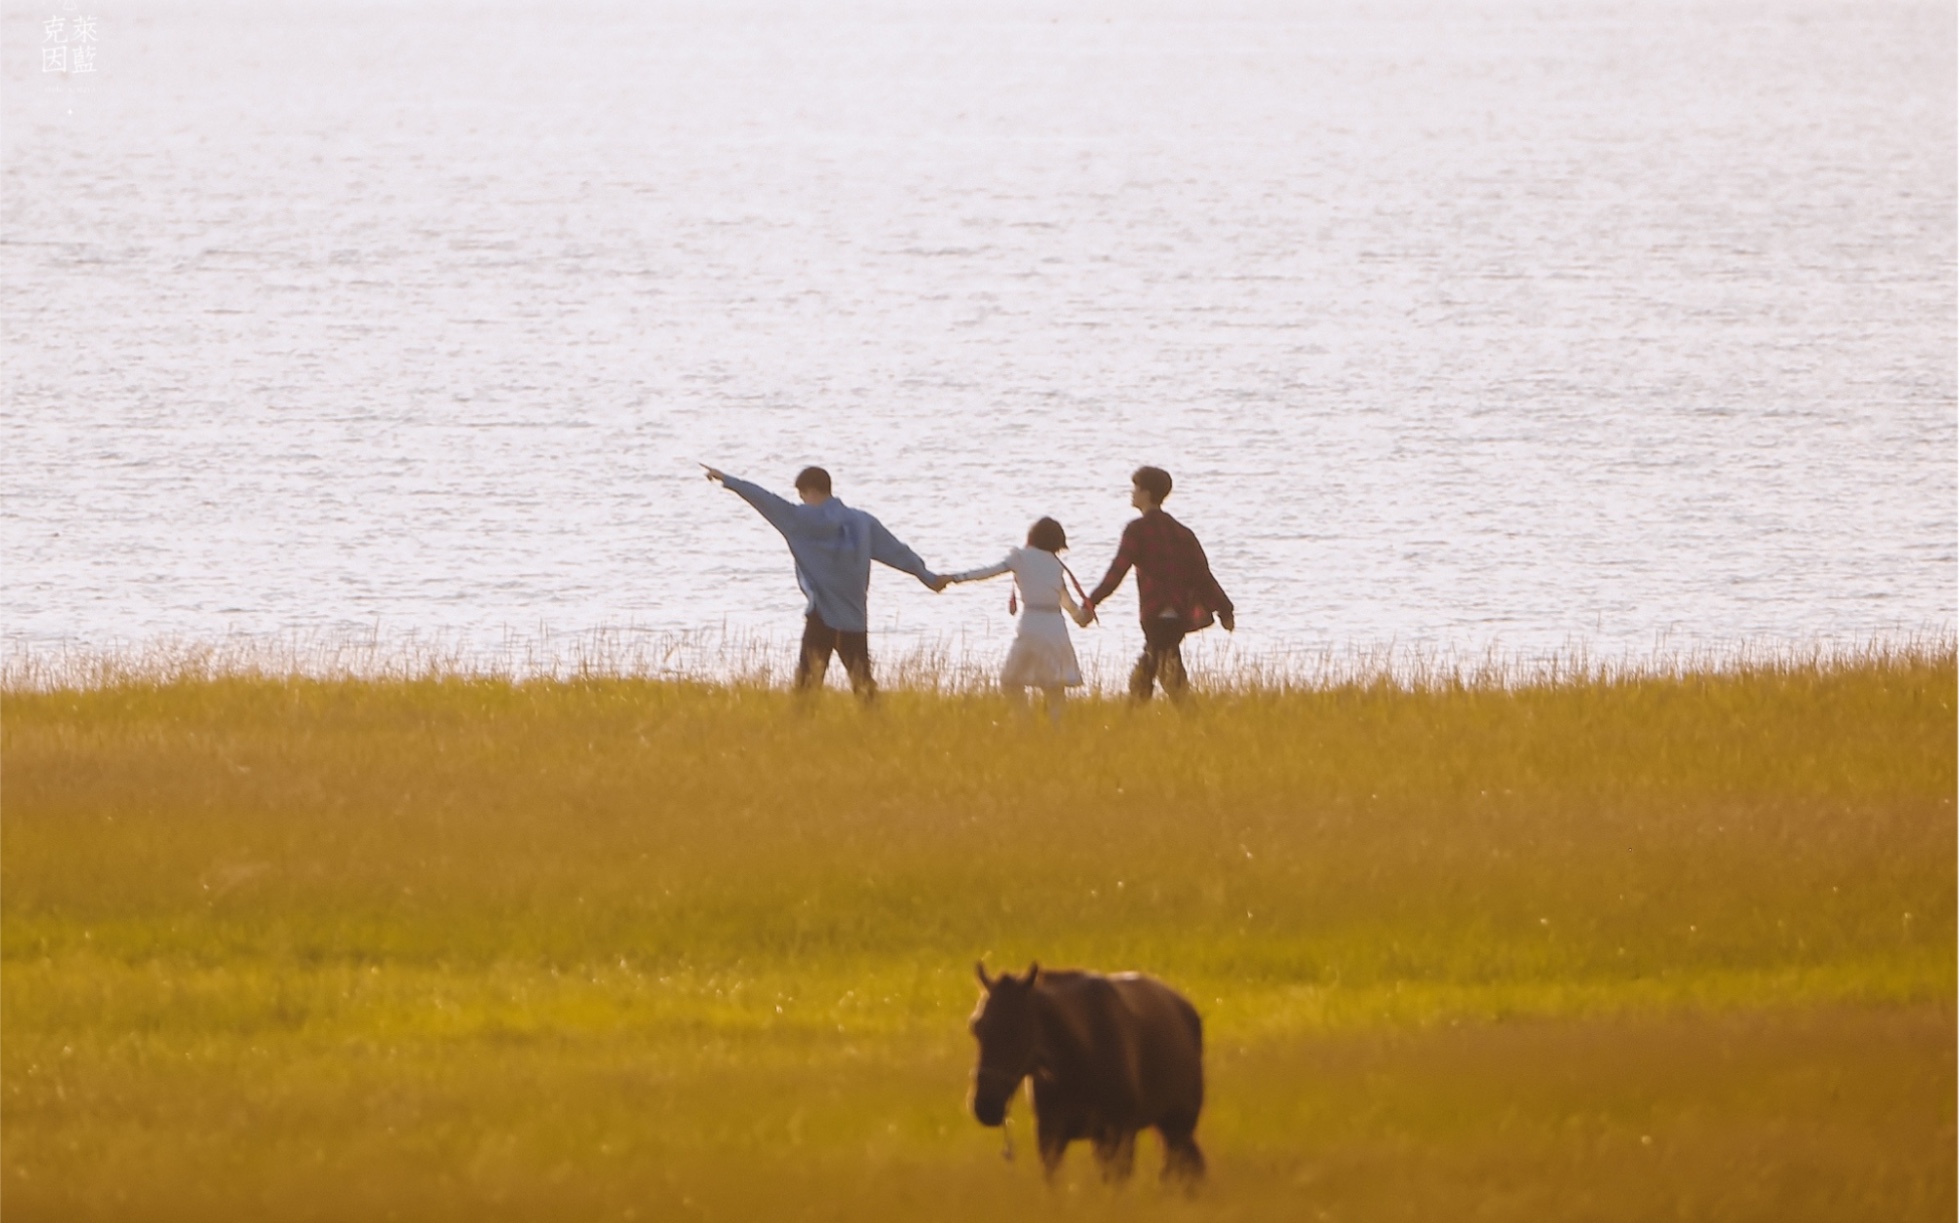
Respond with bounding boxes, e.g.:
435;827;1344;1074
968;961;1206;1184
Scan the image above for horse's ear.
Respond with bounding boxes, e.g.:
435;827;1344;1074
975;960;992;988
1024;961;1040;985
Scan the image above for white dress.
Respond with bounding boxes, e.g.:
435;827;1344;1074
949;547;1085;689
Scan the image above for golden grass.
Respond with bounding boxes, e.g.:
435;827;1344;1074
3;648;1953;1220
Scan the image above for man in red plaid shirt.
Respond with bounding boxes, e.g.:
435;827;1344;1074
1081;466;1235;703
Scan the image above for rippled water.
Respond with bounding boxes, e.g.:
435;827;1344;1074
4;0;1953;678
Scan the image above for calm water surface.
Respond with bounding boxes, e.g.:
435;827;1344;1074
5;0;1953;678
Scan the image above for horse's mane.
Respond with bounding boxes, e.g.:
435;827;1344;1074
1032;967;1094;987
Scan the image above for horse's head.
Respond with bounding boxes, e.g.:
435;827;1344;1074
968;960;1041;1127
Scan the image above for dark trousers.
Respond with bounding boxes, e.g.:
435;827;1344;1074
1129;616;1191;703
796;613;876;701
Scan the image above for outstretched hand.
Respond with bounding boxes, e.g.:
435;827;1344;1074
701;464;726;484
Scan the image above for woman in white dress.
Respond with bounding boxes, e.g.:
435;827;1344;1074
946;517;1093;722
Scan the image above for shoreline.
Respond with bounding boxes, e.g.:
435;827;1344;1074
5;626;1952;695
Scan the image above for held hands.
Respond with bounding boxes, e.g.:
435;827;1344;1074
929;575;952;593
1073;602;1097;628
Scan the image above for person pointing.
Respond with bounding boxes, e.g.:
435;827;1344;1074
705;464;946;704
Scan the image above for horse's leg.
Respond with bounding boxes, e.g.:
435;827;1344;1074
1035;1112;1071;1183
1093;1129;1136;1184
1157;1118;1206;1186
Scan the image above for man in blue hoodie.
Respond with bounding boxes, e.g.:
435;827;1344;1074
705;464;946;703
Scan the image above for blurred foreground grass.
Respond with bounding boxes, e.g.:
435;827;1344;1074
3;651;1953;1220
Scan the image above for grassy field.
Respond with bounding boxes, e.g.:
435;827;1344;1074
3;651;1953;1220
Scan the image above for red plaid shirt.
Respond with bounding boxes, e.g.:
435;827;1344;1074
1085;509;1234;629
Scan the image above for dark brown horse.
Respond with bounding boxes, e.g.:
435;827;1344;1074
968;961;1205;1184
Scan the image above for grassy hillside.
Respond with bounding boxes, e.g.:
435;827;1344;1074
3;652;1952;1219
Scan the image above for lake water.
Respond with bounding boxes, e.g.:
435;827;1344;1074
4;0;1954;683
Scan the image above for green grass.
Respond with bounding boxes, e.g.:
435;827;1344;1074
3;651;1953;1219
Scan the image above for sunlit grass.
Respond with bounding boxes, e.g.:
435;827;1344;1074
3;646;1953;1219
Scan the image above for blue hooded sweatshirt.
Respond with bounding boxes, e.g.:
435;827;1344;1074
720;474;939;633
